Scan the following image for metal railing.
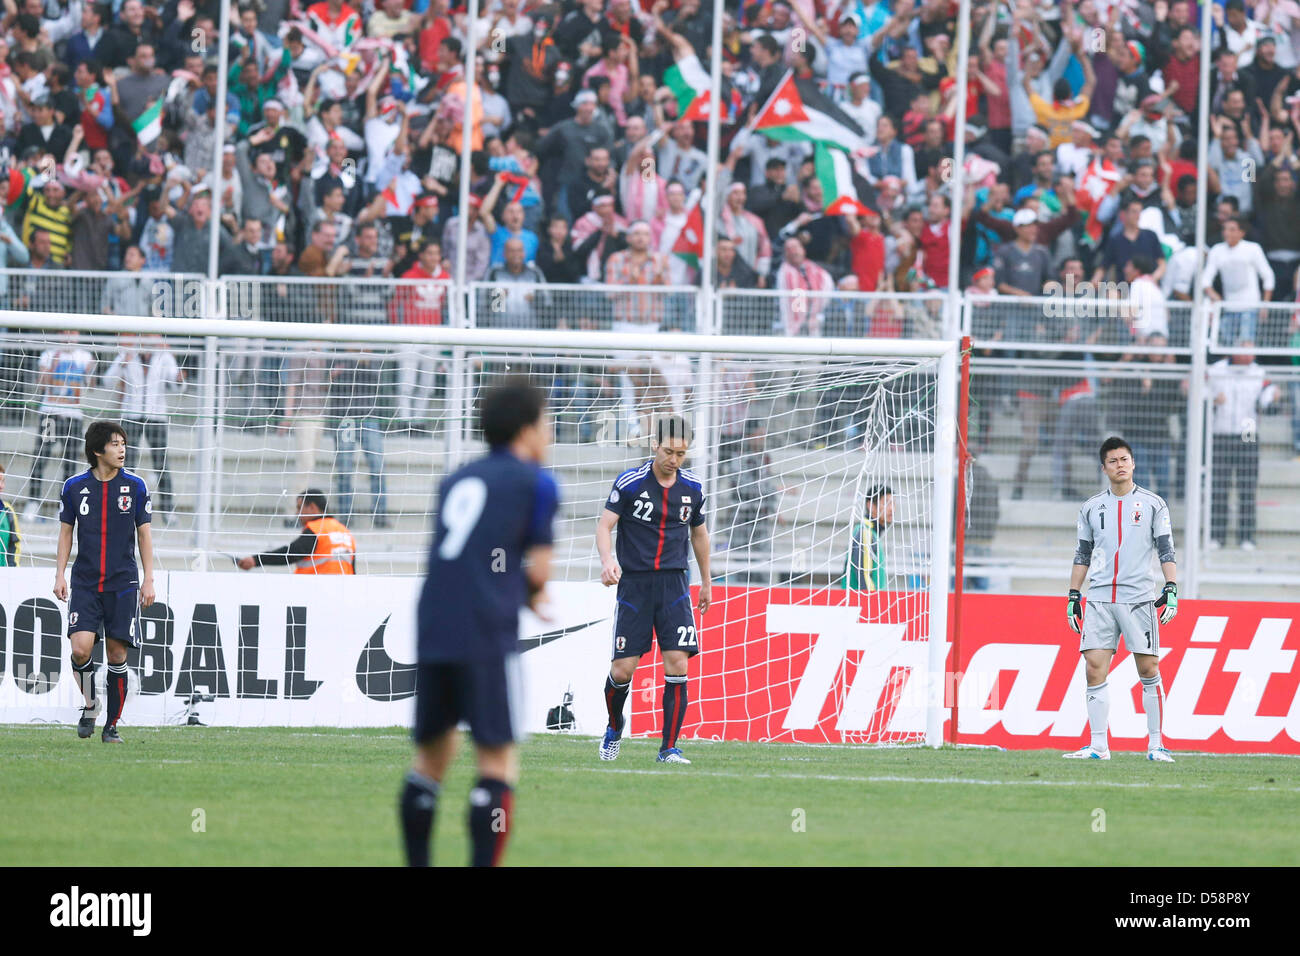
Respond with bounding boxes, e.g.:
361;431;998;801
0;270;1296;599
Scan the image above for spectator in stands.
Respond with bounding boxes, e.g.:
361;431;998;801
1117;332;1184;499
1094;198;1166;285
1123;255;1169;343
1256;162;1300;301
481;177;539;267
281;344;331;496
657;120;708;193
103;333;184;522
538;88;613;222
482;238;547;329
719;180;772;284
775;237;832;337
329;347;389;529
1203;214;1275;345
536;215;582;284
440;194;491;282
1208;344;1280;550
746;156;801;244
101;245;152;315
1208;117;1264;216
220;218;266;276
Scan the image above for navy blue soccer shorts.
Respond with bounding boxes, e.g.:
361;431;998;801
612;570;699;660
413;655;523;747
67;587;141;646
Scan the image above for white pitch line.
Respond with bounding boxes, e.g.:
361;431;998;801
561;766;1279;791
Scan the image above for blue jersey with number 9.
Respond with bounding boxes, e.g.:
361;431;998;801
417;448;559;662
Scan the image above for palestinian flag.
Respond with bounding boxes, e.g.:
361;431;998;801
664;49;713;121
813;143;869;216
672;197;704;270
1076;158;1121;246
381;170;421;216
132;99;163;145
4;166;33;212
751;71;869;154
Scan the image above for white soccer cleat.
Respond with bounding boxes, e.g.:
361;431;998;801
598;727;621;761
1147;747;1175;763
656;747;691;764
1063;746;1110;760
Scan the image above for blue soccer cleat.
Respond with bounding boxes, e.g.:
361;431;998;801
598;727;621;761
656;747;691;764
1147;747;1175;763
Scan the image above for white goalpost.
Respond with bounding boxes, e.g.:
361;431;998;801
0;310;956;744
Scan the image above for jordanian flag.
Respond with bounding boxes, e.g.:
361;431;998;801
813;143;869;216
672;198;704;269
751;71;869;154
664;49;713;121
132;99;163;146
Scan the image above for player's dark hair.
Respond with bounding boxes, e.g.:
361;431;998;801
654;415;693;447
1098;436;1133;464
863;484;893;507
299;488;328;514
479;378;546;447
84;420;127;467
1130;254;1155;276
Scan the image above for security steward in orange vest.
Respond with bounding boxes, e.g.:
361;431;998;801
236;489;356;574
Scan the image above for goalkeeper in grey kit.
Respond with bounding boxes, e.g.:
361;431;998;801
1064;437;1178;762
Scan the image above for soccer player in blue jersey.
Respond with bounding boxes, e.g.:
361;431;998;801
400;379;559;867
53;421;155;743
596;415;711;764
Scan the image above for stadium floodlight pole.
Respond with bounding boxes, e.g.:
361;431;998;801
206;0;232;286
447;0;479;470
698;0;725;314
944;0;971;339
690;0;726;522
197;0;233;560
1183;0;1214;599
455;0;478;295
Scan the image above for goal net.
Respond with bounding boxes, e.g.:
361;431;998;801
0;308;954;743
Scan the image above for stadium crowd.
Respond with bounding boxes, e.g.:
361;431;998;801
0;0;1297;532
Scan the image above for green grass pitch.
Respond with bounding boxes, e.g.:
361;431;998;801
3;726;1297;866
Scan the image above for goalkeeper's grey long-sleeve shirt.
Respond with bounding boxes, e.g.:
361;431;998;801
1073;486;1175;605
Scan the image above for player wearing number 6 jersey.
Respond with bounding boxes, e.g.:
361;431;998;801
596;415;712;765
1065;436;1178;762
400;380;559;867
54;421;156;744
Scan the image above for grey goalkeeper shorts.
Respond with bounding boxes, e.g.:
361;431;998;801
1080;600;1159;656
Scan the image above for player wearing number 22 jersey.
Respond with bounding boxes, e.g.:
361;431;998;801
596;415;712;765
402;381;559;867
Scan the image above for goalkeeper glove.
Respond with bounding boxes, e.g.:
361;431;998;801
1067;589;1083;634
1156;581;1178;625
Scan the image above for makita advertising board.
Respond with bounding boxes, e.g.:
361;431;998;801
1;570;1295;753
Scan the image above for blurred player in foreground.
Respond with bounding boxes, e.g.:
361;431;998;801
596;415;711;765
54;421;155;743
400;379;559;867
1066;437;1178;762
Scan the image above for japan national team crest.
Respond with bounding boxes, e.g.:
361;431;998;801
1132;502;1142;525
69;612;78;627
615;635;626;652
118;494;132;512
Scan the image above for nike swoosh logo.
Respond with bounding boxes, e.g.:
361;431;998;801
355;614;416;701
355;616;610;700
519;618;608;653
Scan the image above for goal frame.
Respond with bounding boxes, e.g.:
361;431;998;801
0;309;959;747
